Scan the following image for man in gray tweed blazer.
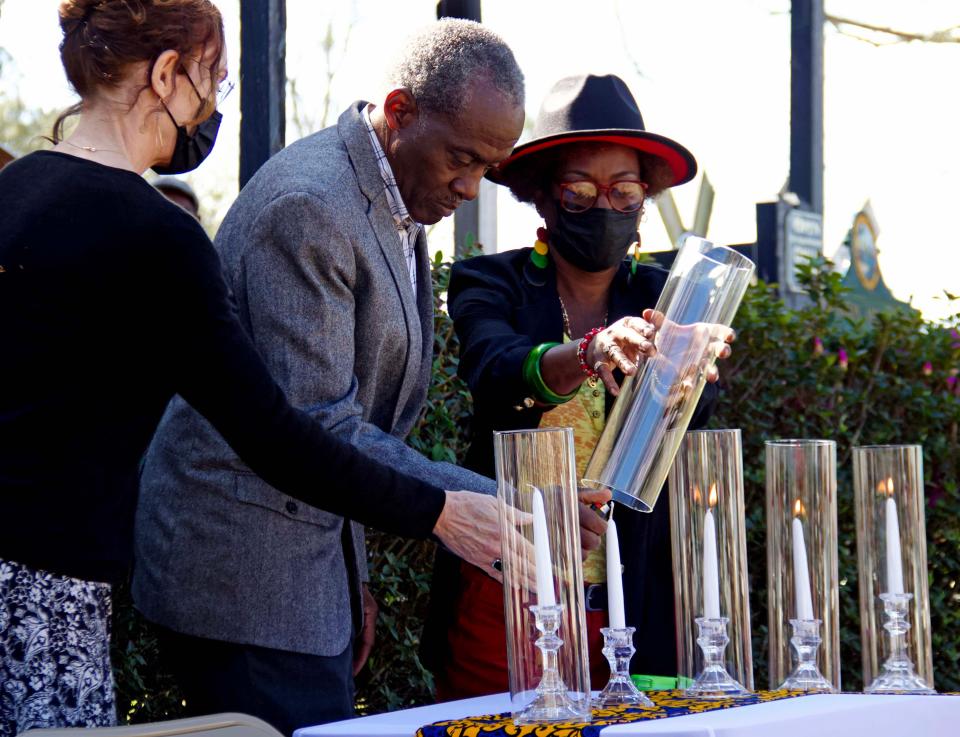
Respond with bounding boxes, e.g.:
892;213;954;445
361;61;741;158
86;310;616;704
133;20;525;735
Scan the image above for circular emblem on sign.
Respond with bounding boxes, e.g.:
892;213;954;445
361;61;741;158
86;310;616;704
851;212;880;291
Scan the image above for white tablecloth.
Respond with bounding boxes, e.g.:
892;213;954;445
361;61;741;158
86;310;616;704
294;692;960;737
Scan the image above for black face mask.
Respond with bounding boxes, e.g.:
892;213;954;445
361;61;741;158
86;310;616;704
152;107;221;175
550;204;639;272
151;65;221;175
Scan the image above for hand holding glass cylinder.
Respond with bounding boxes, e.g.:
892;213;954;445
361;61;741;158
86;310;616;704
583;237;754;513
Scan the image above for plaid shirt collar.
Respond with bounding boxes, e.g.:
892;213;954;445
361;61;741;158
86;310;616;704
362;105;419;232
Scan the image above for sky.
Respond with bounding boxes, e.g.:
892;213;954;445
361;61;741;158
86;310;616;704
1;0;957;320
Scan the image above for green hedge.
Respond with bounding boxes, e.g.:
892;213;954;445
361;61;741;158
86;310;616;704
113;254;960;720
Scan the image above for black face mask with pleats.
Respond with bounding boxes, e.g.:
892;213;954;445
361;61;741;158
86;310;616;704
152;107;221;175
549;203;639;272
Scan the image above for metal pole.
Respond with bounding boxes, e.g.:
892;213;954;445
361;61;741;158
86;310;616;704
437;0;497;257
436;0;482;24
240;0;286;189
789;0;824;213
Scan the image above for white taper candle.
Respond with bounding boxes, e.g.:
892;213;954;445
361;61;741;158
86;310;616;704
531;487;557;607
885;492;905;595
792;512;815;620
703;506;721;618
606;518;626;628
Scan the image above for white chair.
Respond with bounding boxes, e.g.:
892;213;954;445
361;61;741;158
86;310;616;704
18;713;284;737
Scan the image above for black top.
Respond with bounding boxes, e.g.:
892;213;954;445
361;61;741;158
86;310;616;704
426;248;717;676
0;151;445;583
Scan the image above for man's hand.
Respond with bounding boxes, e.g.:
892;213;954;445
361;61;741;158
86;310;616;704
577;488;611;555
352;584;378;676
434;490;507;583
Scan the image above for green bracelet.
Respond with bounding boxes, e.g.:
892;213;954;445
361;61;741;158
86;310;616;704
522;343;579;406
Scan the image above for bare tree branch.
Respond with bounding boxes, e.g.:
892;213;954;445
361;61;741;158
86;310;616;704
320;12;356;129
826;14;960;46
286;2;357;140
614;0;648;80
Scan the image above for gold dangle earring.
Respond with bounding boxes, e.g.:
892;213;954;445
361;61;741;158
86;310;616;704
630;229;642;276
153;108;165;153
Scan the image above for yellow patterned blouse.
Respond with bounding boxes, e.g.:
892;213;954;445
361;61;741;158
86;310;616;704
538;336;607;583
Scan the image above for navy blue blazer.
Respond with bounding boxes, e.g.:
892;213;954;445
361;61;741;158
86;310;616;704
441;247;719;677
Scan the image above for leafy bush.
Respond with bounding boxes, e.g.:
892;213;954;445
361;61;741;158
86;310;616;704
111;582;183;724
113;253;960;721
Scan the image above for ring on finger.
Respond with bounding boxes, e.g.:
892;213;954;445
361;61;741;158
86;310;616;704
607;344;628;362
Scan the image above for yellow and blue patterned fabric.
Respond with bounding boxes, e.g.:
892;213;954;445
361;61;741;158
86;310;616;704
416;689;807;737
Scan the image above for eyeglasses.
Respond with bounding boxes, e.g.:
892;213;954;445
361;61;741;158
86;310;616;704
558;180;648;214
215;79;235;106
188;57;235;107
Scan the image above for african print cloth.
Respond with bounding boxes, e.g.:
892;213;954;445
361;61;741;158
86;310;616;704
417;689;807;737
0;557;116;737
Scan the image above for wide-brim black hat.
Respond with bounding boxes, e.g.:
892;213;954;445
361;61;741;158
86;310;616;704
489;74;697;187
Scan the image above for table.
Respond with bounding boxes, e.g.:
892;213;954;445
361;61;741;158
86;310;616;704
294;692;960;737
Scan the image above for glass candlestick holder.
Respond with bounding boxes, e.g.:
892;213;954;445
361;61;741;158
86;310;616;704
594;627;654;707
582;236;754;513
780;618;833;692
685;617;749;698
494;428;592;724
866;593;936;694
669;429;753;692
853;444;935;694
524;604;583;720
765;440;841;692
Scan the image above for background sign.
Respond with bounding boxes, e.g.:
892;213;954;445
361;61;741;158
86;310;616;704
851;210;880;291
784;208;824;294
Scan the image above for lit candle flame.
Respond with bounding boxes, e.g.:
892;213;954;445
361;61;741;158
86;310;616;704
708;483;718;507
876;479;887;495
693;485;702;504
793;498;805;518
887;477;895;496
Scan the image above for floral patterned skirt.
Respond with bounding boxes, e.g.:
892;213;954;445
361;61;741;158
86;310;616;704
0;558;116;737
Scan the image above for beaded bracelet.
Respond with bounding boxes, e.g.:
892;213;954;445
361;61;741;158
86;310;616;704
521;342;579;406
577;327;604;378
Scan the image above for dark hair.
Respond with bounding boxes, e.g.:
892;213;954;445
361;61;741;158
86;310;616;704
53;0;225;141
501;142;676;205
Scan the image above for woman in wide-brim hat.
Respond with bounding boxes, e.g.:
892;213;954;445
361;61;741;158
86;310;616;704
422;73;730;699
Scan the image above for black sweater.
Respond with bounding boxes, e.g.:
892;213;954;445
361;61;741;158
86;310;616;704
0;151;445;582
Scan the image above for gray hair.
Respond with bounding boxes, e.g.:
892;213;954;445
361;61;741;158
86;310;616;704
387;19;524;119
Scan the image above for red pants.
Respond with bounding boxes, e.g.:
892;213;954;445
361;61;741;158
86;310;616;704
434;561;609;702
